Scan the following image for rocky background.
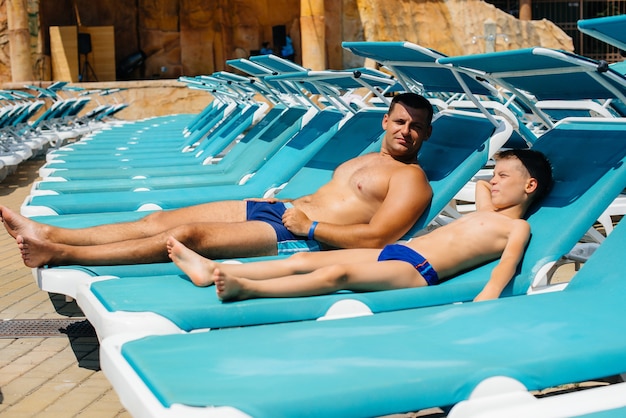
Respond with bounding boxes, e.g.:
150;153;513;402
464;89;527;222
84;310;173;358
0;0;573;120
0;0;572;83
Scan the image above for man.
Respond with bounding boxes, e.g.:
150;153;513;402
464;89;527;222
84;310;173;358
2;93;433;267
166;149;553;302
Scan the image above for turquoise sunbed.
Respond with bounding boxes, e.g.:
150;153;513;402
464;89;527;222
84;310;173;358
23;64;400;212
437;47;626;129
100;211;626;417
73;118;626;341
39;101;234;178
39;104;274;180
64;108;512;340
341;41;536;147
578;14;626;52
33;106;387;296
39;102;261;170
31;105;302;194
21;104;315;215
44;101;231;159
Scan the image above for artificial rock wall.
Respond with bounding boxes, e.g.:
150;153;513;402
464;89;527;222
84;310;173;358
0;0;572;82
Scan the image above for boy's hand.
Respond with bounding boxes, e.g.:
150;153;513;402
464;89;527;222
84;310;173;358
473;289;498;302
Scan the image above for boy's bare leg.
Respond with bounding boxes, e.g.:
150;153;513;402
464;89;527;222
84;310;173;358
168;236;383;287
16;220;279;267
167;236;218;286
1;201;246;246
215;259;428;301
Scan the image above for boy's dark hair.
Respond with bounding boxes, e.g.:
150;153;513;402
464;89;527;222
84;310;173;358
496;149;553;203
389;93;434;126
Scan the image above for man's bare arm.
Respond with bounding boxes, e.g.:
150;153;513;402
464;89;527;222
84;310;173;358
474;220;531;301
300;166;432;249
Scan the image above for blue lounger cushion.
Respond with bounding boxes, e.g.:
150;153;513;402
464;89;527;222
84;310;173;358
102;218;626;417
79;118;626;336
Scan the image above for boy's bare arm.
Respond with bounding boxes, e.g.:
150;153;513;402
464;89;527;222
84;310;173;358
473;220;531;301
475;180;494;212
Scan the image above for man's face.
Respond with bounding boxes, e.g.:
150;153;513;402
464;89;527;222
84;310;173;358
381;102;432;161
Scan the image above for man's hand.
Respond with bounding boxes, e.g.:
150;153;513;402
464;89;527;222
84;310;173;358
282;207;312;237
245;197;282;203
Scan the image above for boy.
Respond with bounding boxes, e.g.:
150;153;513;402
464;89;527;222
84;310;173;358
167;149;552;302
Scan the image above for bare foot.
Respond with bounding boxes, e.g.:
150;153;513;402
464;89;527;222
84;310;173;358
166;236;217;287
17;235;56;268
213;268;249;301
1;206;48;241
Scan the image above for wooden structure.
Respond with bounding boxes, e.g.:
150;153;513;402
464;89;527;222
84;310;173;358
50;25;115;82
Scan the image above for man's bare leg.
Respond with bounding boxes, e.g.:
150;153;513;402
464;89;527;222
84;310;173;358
1;206;49;240
16;220;279;267
1;201;247;246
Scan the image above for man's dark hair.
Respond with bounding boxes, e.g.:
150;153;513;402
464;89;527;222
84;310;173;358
388;93;434;126
496;149;554;203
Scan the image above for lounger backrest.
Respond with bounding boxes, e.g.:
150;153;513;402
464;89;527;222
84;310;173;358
453;117;626;297
403;109;511;237
578;14;626;52
343;41;494;96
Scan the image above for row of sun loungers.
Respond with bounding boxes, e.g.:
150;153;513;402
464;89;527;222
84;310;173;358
0;82;127;182
15;14;626;417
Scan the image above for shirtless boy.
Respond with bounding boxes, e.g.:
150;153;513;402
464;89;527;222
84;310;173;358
167;149;553;302
2;93;433;267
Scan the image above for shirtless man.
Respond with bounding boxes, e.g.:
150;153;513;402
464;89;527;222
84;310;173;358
166;149;553;302
1;93;433;267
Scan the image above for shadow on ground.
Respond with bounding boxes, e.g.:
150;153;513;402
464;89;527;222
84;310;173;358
0;157;46;197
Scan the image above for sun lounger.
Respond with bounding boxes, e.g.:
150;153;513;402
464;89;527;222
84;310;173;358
39;105;264;180
62;107;512;340
100;215;626;417
31;105;303;194
44;102;231;161
39;102;233;177
448;379;626;418
437;47;626;130
23;63;400;214
39;102;262;170
578;14;626;52
66;116;626;345
34;44;519;337
21;104;313;216
32;105;386;296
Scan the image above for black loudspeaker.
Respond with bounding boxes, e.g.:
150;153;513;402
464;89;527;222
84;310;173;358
78;33;92;55
272;25;286;48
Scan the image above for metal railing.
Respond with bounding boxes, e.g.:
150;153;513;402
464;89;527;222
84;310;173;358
487;0;626;62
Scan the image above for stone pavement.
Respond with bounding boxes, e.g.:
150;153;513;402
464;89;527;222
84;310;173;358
0;157;130;418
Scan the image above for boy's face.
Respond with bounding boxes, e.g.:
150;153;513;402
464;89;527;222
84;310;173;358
489;158;536;209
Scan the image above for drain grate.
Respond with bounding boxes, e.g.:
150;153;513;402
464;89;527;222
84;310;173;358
0;318;96;338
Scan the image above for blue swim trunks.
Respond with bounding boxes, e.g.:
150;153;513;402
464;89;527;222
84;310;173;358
246;201;321;254
377;244;439;286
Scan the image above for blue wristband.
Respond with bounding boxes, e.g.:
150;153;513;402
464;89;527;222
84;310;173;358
308;221;318;240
